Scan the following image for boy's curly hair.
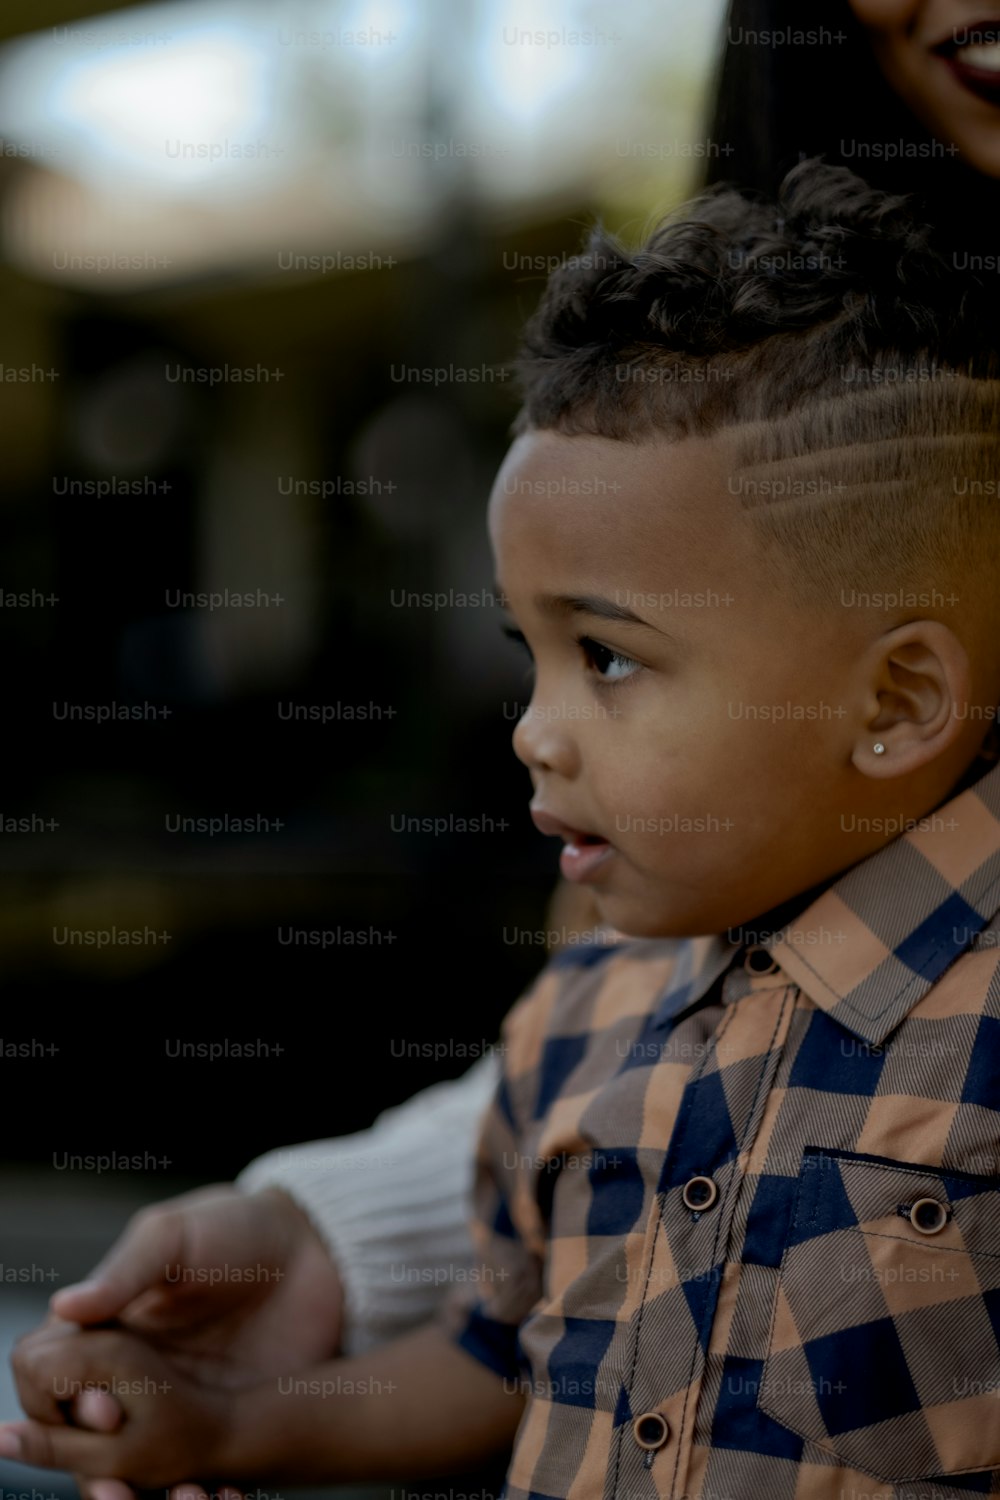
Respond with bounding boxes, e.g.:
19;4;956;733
509;161;1000;611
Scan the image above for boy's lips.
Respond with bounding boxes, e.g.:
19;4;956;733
529;804;616;884
933;21;1000;103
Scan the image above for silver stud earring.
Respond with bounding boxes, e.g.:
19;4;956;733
873;742;886;755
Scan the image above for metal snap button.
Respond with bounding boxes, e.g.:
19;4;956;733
744;944;779;975
632;1411;670;1451
682;1175;719;1211
909;1197;948;1235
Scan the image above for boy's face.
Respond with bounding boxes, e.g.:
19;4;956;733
490;429;907;939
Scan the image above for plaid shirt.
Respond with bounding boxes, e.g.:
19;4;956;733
443;754;1000;1500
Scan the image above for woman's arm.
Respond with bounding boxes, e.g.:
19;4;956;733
234;1049;500;1354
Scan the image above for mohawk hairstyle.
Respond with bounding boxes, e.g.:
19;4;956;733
508;161;1000;609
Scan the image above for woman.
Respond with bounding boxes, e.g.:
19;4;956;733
708;0;1000;201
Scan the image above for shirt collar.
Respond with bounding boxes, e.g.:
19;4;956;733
767;755;1000;1045
650;931;742;1028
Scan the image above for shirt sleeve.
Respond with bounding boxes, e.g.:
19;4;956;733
439;978;552;1385
234;1050;500;1356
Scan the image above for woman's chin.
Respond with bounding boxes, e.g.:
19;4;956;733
949;129;1000;177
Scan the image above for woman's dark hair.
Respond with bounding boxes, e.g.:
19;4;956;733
701;0;992;228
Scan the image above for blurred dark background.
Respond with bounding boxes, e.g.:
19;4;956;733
0;0;722;1479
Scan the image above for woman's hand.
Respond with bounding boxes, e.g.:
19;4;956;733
2;1326;235;1489
5;1182;344;1500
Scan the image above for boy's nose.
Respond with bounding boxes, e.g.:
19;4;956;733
512;702;579;777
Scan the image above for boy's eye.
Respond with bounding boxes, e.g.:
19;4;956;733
579;635;638;683
501;623;638;684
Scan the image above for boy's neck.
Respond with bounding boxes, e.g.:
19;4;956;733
727;877;833;950
730;742;999;950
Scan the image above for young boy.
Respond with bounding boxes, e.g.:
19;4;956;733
7;160;1000;1500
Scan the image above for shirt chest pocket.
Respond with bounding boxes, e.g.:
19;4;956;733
758;1147;1000;1484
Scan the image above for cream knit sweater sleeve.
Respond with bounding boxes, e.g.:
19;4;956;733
234;1050;500;1356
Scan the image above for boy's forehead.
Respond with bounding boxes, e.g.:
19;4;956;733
491;426;726;488
488;427;736;563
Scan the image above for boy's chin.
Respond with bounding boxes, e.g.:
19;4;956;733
591;889;717;942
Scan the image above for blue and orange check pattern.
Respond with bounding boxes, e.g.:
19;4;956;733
442;753;1000;1499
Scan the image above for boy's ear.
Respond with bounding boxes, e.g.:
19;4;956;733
850;619;974;778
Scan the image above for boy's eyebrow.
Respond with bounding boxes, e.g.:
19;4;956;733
496;581;673;637
538;592;654;627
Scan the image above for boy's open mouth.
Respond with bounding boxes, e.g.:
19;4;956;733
933;22;1000;103
530;805;615;885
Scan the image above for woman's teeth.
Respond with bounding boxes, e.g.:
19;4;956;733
962;42;1000;69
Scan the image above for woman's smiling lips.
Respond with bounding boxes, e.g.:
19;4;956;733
933;20;1000;104
530;804;616;883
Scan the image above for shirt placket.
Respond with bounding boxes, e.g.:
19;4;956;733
606;959;798;1500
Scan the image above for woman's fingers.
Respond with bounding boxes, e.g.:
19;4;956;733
10;1328;127;1428
81;1478;136;1500
170;1488;244;1500
0;1419;119;1475
73;1388;124;1432
49;1208;186;1327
